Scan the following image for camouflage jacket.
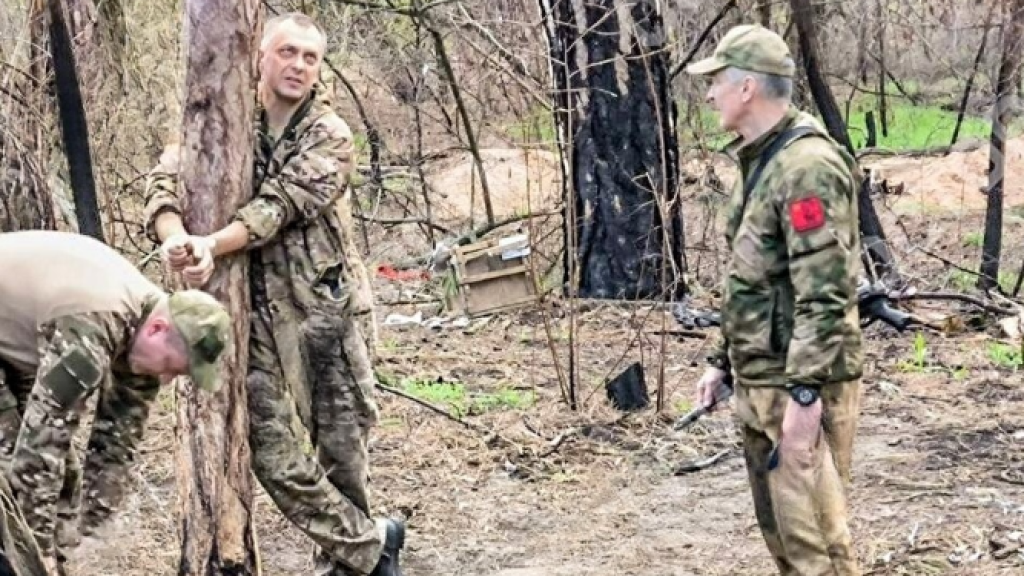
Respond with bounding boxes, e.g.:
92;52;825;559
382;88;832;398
143;87;376;421
708;108;864;388
144;86;372;318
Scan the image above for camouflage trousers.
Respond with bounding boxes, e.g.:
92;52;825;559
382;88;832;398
0;315;160;562
248;299;384;576
734;379;863;576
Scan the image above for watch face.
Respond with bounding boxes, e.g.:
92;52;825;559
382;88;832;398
796;388;814;405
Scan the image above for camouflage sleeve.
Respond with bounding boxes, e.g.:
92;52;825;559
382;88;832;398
778;157;859;388
79;370;160;536
142;143;184;245
234;115;355;249
9;313;124;556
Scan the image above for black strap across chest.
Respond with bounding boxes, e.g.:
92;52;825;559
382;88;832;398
739;125;818;217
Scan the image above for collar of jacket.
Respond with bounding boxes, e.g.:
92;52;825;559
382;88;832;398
254;83;333;142
722;106;801;168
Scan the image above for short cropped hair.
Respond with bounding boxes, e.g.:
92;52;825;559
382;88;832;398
724;66;793;102
261;12;327;53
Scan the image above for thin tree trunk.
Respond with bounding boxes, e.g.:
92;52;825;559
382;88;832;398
790;0;896;283
175;0;261;573
48;0;104;242
875;0;888;138
756;0;771;28
979;0;1024;291
428;27;495;226
952;3;996;147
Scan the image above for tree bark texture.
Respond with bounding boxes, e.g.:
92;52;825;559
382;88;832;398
789;0;896;283
979;0;1024;291
66;0;127;92
175;0;261;573
539;0;684;300
48;0;104;242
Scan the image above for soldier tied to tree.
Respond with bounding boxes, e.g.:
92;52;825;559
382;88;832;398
687;24;866;575
144;11;405;576
0;230;232;575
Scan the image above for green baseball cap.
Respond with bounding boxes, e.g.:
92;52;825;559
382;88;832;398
686;24;796;78
167;290;231;393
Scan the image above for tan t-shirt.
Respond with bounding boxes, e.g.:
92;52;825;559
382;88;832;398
0;230;161;374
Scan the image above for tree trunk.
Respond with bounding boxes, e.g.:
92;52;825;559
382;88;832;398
48;0;104;242
789;0;897;283
175;0;261;573
951;5;994;147
875;0;887;138
539;0;684;301
979;0;1024;292
756;0;771;28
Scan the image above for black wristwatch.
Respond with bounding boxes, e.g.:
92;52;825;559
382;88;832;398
790;385;819;406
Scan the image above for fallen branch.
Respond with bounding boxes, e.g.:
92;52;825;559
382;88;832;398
355;213;453;235
893;291;1019;316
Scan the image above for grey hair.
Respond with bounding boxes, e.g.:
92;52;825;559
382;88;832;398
723;66;792;102
260;12;327;53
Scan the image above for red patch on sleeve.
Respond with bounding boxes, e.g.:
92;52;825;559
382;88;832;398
789;196;826;233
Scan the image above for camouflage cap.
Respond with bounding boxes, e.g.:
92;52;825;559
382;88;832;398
686;24;795;78
167;290;231;393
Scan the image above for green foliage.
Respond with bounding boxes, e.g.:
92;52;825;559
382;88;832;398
897;332;929;373
846;99;990;150
679;90;1021;153
399;376;535;417
987;342;1023;370
504;106;557;145
962;231;984;248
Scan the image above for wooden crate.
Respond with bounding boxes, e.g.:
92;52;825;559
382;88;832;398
446;234;539;317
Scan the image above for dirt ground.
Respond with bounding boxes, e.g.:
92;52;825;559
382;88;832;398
64;139;1024;576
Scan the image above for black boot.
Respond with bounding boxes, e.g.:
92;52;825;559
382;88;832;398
368;519;405;576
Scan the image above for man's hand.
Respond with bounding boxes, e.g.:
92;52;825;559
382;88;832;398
780;392;823;469
159;233;193;272
696;367;729;411
182;236;217;288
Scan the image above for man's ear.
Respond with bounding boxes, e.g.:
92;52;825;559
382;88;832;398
145;316;171;336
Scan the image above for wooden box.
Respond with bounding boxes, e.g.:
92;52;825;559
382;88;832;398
445;234;539;317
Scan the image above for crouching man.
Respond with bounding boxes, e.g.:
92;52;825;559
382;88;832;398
0;230;231;572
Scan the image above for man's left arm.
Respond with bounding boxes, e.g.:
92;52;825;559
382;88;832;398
206;115;356;258
779;163;859;388
79;370;160;536
9;313;122;556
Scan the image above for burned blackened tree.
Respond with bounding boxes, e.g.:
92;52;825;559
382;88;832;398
789;0;896;283
48;0;104;242
539;0;684;300
979;0;1024;291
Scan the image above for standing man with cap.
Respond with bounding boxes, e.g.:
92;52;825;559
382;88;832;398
686;24;865;574
0;229;232;572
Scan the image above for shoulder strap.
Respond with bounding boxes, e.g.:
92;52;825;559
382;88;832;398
739;126;818;215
